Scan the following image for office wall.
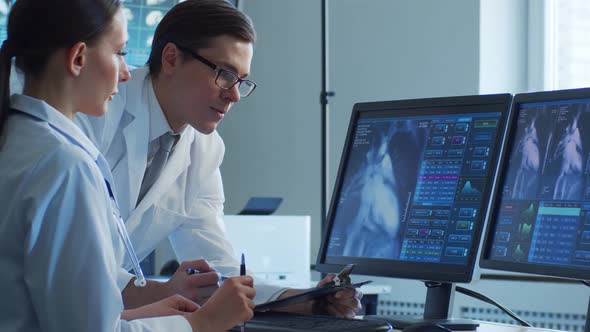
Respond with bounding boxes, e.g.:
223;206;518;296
219;0;482;262
218;0;322;252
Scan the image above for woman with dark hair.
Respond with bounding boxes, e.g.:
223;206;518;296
0;1;255;331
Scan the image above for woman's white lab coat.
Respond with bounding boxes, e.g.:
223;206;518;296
0;95;191;331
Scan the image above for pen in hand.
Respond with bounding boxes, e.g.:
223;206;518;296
240;253;246;277
185;268;230;281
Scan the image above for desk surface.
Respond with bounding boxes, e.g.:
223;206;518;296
310;281;391;295
392;321;567;332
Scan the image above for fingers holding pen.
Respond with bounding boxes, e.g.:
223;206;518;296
186;275;256;331
166;260;220;305
227;275;256;317
179;259;214;273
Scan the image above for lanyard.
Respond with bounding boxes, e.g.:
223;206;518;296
104;180;146;287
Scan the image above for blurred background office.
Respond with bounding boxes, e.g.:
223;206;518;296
2;0;588;330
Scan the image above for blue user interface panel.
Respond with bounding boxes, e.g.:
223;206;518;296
123;0;181;66
0;1;9;43
326;111;503;266
0;0;177;67
1;0;238;67
488;98;590;271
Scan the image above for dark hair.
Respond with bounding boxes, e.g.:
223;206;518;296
0;0;121;141
147;0;256;76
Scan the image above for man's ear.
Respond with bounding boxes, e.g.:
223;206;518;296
160;42;181;76
66;42;87;77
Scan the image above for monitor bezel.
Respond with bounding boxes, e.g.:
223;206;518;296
316;94;512;283
480;87;590;281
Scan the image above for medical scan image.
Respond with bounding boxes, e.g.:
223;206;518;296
329;119;429;259
489;99;590;269
505;102;590;201
326;110;503;265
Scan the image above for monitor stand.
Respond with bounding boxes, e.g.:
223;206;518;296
368;282;479;331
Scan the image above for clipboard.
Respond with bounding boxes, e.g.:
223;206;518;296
254;264;371;312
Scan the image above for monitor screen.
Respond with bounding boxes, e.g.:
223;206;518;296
317;94;512;284
123;0;178;67
123;0;239;66
0;0;170;67
0;1;10;42
481;88;590;281
0;0;239;67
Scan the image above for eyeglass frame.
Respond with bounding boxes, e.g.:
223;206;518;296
174;43;257;98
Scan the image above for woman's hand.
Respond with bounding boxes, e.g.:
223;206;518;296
121;294;199;321
186;275;256;332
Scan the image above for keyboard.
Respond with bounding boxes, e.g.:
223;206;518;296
228;312;392;332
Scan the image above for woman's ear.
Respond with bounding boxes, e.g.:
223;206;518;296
66;41;87;77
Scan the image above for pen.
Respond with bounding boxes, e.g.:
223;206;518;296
185;268;230;281
241;253;246;332
240;253;246;277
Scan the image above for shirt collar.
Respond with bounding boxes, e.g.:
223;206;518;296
10;94;101;161
146;77;177;143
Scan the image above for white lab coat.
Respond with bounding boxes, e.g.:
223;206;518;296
0;94;190;331
75;66;282;303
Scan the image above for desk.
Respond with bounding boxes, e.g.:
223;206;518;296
229;317;568;332
391;321;568;332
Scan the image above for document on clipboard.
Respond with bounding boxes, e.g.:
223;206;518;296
254;264;371;312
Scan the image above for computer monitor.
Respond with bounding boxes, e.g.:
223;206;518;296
480;88;590;331
316;94;512;329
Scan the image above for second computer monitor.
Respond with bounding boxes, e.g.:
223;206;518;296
317;94;512;283
481;88;590;281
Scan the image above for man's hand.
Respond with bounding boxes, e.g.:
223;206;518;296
166;259;220;305
311;274;362;318
122;259;220;309
272;274;363;318
122;294;199;321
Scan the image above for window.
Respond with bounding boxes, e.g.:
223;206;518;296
545;0;590;90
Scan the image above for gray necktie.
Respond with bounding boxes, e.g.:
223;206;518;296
137;132;178;205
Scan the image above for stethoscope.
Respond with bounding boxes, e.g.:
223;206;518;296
105;180;146;287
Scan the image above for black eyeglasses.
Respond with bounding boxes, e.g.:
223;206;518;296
175;44;257;98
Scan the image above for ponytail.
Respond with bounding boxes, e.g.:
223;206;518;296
0;40;13;144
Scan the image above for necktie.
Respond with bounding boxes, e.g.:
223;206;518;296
137;132;178;205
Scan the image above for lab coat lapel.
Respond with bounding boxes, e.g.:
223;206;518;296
120;69;150;218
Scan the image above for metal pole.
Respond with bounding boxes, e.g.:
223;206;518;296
320;0;334;231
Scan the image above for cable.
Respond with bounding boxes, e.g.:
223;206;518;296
455;286;532;327
423;282;531;326
581;280;590;288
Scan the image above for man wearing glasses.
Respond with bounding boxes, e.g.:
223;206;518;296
76;0;362;319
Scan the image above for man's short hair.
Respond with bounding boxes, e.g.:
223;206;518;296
147;0;256;76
